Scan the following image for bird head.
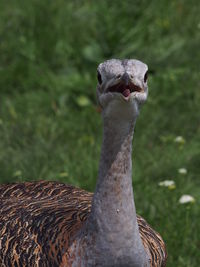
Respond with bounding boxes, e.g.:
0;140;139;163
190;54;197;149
96;59;148;119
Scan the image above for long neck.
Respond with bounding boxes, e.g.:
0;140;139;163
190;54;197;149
85;114;148;266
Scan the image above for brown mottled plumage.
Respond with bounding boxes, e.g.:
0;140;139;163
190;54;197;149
0;180;167;267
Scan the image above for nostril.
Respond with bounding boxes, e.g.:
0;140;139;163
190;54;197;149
116;74;121;79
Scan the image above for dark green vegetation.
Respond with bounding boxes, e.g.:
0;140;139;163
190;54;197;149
0;1;199;266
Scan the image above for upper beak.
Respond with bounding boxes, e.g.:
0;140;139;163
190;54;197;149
120;72;130;86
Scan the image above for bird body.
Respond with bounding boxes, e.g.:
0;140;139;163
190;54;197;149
0;181;166;267
0;59;167;266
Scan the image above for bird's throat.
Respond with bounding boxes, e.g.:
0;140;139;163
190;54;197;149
83;116;148;266
90;117;137;235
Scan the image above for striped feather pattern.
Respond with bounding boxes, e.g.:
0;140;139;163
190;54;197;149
0;181;167;266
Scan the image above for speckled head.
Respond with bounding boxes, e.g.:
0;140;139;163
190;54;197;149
97;59;148;119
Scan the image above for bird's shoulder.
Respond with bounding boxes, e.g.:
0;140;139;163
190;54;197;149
137;215;167;267
0;180;92;266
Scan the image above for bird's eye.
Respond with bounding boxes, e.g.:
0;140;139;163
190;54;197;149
97;71;102;84
144;71;148;83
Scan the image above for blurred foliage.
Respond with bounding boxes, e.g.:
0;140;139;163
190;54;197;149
0;0;200;266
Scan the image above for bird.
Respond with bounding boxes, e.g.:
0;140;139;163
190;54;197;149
0;59;167;267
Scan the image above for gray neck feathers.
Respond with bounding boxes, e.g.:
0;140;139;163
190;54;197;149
84;114;149;267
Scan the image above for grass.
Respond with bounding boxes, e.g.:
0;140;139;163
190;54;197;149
0;0;200;266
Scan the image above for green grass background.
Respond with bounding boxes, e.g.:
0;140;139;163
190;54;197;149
0;0;200;266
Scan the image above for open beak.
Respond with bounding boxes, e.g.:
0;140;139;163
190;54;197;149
107;73;143;99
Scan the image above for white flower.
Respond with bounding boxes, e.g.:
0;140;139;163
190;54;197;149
178;168;187;175
158;180;176;189
179;195;195;204
174;136;185;144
